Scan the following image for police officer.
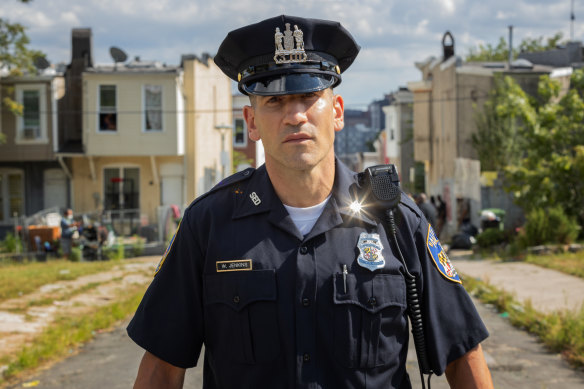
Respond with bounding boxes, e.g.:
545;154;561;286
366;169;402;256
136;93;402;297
129;15;494;388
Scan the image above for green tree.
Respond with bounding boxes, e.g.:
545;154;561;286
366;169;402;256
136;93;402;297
477;69;584;231
232;151;253;171
0;0;44;144
466;37;513;62
472;75;532;171
518;32;565;53
466;32;566;62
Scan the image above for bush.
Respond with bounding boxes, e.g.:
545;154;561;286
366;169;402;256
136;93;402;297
131;235;144;257
103;239;125;261
523;207;580;246
69;246;81;262
1;233;23;253
476;228;508;248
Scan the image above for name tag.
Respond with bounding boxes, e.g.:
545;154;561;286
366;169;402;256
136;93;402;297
216;259;253;272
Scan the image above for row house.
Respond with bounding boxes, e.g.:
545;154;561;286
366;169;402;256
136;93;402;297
0;70;66;233
0;28;231;239
407;31;571;237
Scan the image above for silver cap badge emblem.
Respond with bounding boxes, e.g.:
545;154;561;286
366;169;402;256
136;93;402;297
274;23;308;64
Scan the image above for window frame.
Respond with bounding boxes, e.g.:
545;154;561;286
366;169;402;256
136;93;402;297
102;166;141;211
233;118;247;148
142;84;163;132
14;83;48;144
98;84;118;133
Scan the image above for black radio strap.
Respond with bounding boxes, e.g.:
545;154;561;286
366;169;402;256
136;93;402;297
357;165;434;389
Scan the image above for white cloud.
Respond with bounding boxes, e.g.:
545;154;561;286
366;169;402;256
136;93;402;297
415;19;430;36
0;0;578;106
60;12;81;25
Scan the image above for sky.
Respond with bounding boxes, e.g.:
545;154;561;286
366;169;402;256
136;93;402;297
2;0;581;108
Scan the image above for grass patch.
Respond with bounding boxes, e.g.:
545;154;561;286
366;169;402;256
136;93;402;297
0;283;147;383
0;260;121;303
463;274;584;368
523;251;584;279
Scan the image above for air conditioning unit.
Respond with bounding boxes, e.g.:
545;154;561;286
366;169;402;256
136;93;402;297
22;127;37;139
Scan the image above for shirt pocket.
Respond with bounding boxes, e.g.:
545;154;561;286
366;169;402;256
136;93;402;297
204;269;280;364
333;272;407;369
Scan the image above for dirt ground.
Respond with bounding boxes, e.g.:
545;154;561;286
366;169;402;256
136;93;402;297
0;256;160;377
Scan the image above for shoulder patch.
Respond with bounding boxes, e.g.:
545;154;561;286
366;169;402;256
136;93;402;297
427;225;461;284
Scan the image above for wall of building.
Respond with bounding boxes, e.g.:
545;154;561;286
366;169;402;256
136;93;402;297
83;72;182;156
428;57;458;194
70;155;183;224
455;72;494;161
183;57;232;201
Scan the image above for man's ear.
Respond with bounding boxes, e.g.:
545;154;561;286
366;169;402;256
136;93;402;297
243;105;260;142
332;94;345;132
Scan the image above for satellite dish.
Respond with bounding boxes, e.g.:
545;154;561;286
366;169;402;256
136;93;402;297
34;56;50;70
110;46;128;63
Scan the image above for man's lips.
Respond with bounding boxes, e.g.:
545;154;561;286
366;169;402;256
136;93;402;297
283;133;312;143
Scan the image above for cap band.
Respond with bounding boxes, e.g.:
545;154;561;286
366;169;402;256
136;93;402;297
240;73;338;95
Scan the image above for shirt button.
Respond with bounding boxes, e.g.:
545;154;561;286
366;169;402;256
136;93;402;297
299;246;308;255
303;353;311;362
302;298;310;307
368;297;377;306
233;295;240;303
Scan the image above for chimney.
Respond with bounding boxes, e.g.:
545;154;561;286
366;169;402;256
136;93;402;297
442;31;455;61
71;28;93;68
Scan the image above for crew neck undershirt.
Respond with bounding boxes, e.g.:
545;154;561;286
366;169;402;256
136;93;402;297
283;195;332;236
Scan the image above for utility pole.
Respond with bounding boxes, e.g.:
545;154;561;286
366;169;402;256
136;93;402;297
571;0;575;41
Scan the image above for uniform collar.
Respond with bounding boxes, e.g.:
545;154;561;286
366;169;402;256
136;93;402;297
233;164;278;219
232;159;378;229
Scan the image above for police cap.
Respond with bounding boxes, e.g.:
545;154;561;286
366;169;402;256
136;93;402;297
214;15;360;96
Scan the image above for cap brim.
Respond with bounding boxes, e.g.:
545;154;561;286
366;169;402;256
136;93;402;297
240;73;339;96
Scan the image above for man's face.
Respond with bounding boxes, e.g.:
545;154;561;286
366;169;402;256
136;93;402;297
243;88;344;172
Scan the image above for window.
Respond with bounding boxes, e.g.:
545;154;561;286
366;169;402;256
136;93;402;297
23;90;40;138
144;85;162;131
99;85;117;131
15;84;47;143
0;170;24;223
103;167;140;211
233;118;246;147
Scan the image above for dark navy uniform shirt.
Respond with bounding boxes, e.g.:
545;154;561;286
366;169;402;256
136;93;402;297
127;160;488;389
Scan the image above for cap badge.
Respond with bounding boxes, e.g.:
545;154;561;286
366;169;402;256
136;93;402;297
274;23;308;64
356;232;385;271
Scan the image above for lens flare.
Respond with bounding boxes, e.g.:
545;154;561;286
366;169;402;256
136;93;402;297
349;201;362;214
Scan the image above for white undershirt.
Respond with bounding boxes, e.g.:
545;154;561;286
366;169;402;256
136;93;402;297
283;195;331;235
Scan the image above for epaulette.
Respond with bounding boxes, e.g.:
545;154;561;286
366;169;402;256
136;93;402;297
185;168;255;211
398;189;423;219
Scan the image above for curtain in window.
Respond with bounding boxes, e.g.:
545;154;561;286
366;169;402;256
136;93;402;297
145;85;162;131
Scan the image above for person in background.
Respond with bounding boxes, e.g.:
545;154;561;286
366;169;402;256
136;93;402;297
60;209;78;260
415;192;438;228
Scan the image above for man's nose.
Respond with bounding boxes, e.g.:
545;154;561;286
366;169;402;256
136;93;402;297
282;100;308;126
